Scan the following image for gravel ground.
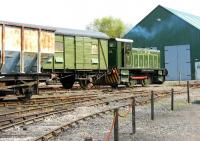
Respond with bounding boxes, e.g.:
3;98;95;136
1;82;200;141
52;86;200;141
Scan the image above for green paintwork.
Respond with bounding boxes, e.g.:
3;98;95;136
43;34;108;71
108;38;160;70
125;5;200;79
126;48;160;69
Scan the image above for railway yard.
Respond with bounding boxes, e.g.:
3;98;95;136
0;81;200;141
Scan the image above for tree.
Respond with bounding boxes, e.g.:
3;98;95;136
87;16;126;38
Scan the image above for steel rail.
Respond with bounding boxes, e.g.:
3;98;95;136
0;94;98;107
0;95;139;131
32;104;131;141
0;92;167;132
0;96;102;118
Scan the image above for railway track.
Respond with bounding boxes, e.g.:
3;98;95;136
0;96;104;118
0;94;98;107
0;86;187;141
0;91;168;132
34;104;130;141
32;92;170;141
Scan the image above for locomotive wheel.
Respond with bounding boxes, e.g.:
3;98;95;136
155;76;165;84
111;84;118;89
60;75;75;89
141;78;151;87
126;80;136;88
79;80;90;90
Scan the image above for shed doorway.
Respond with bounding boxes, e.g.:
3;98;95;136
164;44;191;80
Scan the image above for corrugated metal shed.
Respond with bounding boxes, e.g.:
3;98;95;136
56;28;109;39
124;5;200;80
165;7;200;30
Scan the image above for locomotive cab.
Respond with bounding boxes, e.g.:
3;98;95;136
107;38;133;87
108;38;133;69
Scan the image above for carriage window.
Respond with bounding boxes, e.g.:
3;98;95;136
55;42;64;52
91;44;98;55
109;41;116;47
125;43;132;51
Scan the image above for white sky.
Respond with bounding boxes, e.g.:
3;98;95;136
0;0;199;30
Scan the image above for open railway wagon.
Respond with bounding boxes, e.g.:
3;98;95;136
95;38;167;88
42;28;109;89
0;21;55;100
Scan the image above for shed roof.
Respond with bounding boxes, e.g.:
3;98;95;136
56;28;109;39
162;5;200;30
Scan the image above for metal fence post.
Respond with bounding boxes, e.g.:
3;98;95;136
187;81;190;103
171;89;174;111
114;109;119;141
151;91;154;120
132;97;136;134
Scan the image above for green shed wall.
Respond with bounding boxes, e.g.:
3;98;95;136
125;6;200;80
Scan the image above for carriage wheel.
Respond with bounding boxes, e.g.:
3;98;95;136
60;75;75;89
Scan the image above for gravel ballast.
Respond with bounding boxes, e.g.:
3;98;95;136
0;83;200;141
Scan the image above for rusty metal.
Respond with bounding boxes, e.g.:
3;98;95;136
0;25;2;69
40;31;54;53
0;95;98;107
37;29;41;73
24;28;38;52
0;21;55;31
0;21;55;74
0;95;99;118
20;26;24;73
1;24;5;68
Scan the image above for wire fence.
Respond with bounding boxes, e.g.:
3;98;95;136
87;81;192;141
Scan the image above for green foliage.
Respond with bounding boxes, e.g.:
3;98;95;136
87;16;126;38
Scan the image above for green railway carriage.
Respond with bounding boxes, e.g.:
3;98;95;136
107;38;166;87
42;28;109;89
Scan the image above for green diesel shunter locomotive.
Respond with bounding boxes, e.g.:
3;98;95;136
107;38;166;87
43;29;166;89
42;28;109;89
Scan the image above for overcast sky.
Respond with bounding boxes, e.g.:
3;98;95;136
0;0;199;30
